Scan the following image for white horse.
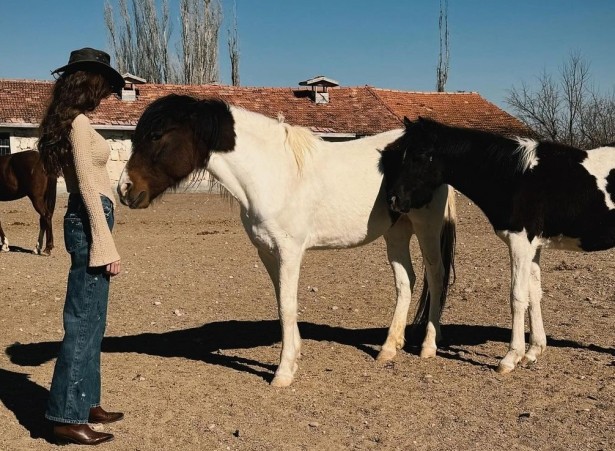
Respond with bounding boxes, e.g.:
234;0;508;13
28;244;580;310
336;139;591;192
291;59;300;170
117;95;456;387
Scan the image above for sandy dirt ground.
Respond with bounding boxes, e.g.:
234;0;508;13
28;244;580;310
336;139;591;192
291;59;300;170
0;192;613;451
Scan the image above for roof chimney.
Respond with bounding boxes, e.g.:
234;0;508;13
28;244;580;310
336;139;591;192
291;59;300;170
299;75;339;104
120;73;146;102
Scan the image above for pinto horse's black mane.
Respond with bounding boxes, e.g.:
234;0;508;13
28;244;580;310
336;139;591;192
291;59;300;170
134;94;236;156
418;118;521;155
412;117;585;175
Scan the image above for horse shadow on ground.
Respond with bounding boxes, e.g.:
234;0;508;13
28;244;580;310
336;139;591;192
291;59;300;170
5;245;36;254
3;321;613;439
6;321;613;377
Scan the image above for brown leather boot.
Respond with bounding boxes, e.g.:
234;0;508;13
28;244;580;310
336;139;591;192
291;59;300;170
88;406;124;424
53;423;114;445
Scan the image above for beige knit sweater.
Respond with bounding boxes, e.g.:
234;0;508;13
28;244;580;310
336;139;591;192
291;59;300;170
63;114;120;267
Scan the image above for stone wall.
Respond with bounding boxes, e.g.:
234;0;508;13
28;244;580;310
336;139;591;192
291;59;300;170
9;135;38;153
8;130;213;194
105;135;132;186
9;132;131;193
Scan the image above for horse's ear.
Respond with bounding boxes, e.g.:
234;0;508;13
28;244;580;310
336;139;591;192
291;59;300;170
412;117;434;135
403;116;413;129
416;116;436;132
417;116;429;127
416;116;437;140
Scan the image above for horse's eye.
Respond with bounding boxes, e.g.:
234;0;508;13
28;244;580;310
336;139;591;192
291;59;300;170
150;132;163;141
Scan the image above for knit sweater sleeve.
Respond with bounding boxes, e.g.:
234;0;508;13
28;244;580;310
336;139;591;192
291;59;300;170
70;114;120;267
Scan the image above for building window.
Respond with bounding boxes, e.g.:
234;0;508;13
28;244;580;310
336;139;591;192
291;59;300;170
0;133;10;156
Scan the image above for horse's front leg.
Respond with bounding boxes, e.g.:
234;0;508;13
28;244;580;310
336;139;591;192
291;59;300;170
497;233;536;373
522;248;546;366
0;219;8;252
410;187;449;358
258;246;303;387
378;216;415;361
414;220;445;358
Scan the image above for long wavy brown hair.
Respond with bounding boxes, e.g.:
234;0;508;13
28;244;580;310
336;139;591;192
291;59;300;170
38;71;113;176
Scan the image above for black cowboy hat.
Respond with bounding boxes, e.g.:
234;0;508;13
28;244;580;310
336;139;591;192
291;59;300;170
51;47;125;95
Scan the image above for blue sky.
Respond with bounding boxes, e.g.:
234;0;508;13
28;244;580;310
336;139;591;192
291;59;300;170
1;1;614;112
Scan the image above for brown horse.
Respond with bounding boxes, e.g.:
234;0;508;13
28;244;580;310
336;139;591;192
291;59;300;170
0;150;57;255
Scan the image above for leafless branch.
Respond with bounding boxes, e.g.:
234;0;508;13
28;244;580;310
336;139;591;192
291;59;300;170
180;0;222;84
436;0;449;92
227;0;240;86
506;52;615;147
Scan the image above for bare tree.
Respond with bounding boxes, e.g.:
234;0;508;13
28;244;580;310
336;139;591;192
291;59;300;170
560;53;590;145
180;0;222;84
105;0;175;83
436;0;449;92
506;52;615;147
227;0;240;86
581;90;615;147
506;71;561;141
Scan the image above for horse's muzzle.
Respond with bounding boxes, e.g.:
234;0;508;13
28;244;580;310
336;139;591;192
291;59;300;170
389;195;410;214
118;188;148;209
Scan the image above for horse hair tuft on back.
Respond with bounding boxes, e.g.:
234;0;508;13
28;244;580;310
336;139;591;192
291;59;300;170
281;122;320;173
513;137;539;172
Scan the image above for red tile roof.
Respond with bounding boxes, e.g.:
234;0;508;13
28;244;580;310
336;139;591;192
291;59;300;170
0;79;529;136
368;87;530;136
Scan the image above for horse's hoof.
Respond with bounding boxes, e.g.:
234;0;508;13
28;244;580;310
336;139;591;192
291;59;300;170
496;362;515;374
420;346;437;359
271;374;294;388
376;347;397;361
524;344;545;363
520;355;537;368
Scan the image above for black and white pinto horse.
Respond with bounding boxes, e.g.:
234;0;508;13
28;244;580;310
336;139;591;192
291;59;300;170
117;95;457;387
382;116;615;373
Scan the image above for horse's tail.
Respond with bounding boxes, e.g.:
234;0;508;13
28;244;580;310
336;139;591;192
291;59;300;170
412;185;457;332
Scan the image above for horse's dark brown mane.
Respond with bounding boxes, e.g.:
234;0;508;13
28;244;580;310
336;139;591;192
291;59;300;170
127;94;237;205
134;94;236;158
133;94;199;143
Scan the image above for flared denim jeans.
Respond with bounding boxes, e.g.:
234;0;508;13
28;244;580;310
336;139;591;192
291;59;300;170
45;194;114;424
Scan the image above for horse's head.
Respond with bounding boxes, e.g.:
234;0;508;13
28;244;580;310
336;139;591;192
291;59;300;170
118;94;235;208
381;117;444;213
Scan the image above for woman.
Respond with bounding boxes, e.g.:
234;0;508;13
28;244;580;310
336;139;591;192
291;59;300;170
38;48;125;446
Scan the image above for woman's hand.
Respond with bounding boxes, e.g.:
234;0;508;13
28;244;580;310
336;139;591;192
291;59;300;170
105;259;121;276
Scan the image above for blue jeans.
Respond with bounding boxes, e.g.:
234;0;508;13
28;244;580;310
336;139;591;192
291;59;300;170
45;194;114;424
